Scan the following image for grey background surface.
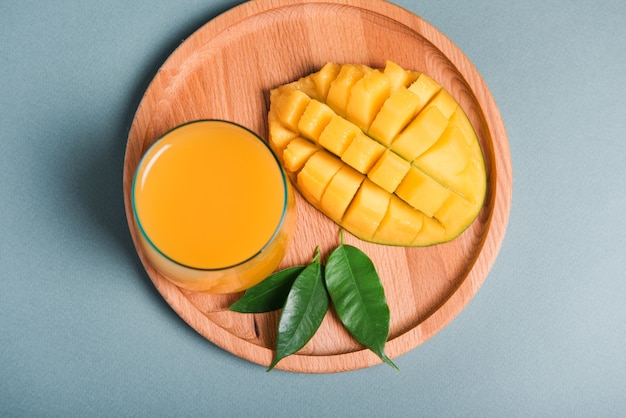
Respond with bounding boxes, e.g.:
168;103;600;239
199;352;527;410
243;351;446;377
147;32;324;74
2;1;624;416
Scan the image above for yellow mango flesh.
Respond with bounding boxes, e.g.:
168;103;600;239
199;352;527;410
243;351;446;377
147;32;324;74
272;88;310;132
310;62;340;101
298;100;334;142
320;165;364;223
318;115;359;156
296;150;343;205
341;132;386;174
383;60;419;92
413;216;447;246
373;195;423;244
408;72;441;105
395;166;452;218
268;112;299;153
326;64;366;117
268;61;487;246
346;69;391;131
283;136;319;173
367;149;411;193
342;179;391;240
391;105;448;162
368;87;424;146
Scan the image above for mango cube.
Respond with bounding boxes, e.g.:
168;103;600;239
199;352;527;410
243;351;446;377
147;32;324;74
383;60;419;92
320;165;364;222
412;216;447;246
296;150;343;204
407;73;441;106
268;112;299;153
282;137;319;173
346;69;391;131
368;87;423;146
373;195;423;244
273;87;311;132
340;132;386;174
318;115;360;156
291;76;318;101
342;179;391;239
367;149;410;193
429;89;458;119
434;193;475;234
391;105;448;161
326;64;366;117
395;166;451;217
310;62;340;100
298;100;334;142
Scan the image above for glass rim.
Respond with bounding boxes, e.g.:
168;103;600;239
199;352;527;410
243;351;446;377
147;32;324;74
131;119;291;272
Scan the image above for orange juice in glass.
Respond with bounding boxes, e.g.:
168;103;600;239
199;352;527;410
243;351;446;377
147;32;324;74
131;120;296;294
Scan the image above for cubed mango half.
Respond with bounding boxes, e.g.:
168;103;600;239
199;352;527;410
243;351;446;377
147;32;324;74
268;61;487;246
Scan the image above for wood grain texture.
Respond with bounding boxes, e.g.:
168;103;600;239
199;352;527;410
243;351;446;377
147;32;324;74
123;0;512;373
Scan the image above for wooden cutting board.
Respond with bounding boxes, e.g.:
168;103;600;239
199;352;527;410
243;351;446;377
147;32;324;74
123;0;512;373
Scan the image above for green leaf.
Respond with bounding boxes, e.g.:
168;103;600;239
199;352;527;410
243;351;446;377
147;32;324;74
325;243;398;370
268;249;329;371
229;266;305;313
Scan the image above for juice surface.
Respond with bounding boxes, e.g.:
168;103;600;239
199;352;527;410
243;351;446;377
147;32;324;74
133;121;287;270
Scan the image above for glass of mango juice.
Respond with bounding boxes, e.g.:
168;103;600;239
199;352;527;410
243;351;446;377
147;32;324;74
131;120;296;294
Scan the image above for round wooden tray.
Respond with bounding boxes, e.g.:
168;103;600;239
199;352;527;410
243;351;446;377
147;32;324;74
123;0;512;373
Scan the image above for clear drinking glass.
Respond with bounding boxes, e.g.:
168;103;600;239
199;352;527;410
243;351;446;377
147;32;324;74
131;120;296;294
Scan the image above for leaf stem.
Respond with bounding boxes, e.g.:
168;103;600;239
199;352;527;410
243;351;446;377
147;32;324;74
312;246;320;264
